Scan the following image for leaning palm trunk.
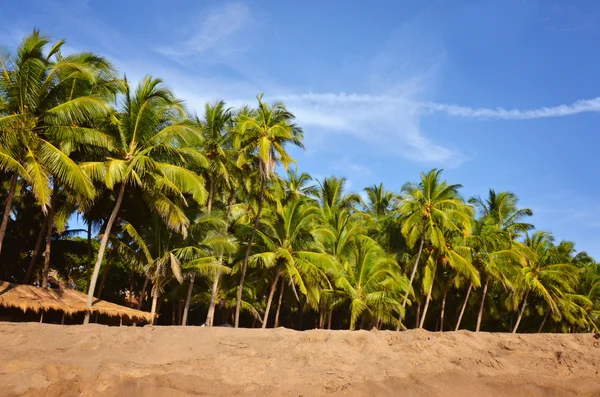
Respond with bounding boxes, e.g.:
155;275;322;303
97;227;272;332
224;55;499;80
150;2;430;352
23;216;48;284
274;277;285;328
475;279;489;332
205;267;221;326
419;265;437;329
96;248;114;299
402;238;425;310
396;238;425;331
0;175;18;259
235;177;266;327
41;187;58;287
182;274;195;326
262;273;281;329
455;283;473;331
84;183;126;324
512;290;529;333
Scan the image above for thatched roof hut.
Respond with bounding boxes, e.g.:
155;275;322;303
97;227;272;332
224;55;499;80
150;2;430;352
0;281;153;324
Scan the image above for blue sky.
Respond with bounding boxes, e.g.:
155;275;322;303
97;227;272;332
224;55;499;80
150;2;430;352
3;0;600;257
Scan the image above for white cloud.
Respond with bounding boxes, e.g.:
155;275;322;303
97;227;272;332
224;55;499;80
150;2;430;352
283;92;600;120
277;93;463;165
157;3;252;57
425;97;600;120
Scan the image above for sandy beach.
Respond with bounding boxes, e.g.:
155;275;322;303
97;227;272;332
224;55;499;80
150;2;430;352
1;323;599;396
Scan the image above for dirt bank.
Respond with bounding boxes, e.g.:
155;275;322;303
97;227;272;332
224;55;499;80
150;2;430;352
0;323;599;396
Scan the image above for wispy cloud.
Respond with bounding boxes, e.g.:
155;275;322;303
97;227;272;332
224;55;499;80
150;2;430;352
157;3;252;57
279;92;462;165
425;97;600;120
282;92;600;120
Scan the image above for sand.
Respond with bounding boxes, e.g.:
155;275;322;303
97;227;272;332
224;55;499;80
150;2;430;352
0;323;599;397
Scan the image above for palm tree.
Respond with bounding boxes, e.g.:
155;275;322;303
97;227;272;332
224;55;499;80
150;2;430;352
399;169;473;315
194;100;235;213
313;176;365;327
469;190;533;238
282;168;317;203
469;190;532;331
177;215;237;326
418;234;478;329
328;235;407;330
187;100;236;325
362;183;401;253
250;198;333;327
0;30;115;260
512;232;579;333
82;76;207;323
232;94;304;327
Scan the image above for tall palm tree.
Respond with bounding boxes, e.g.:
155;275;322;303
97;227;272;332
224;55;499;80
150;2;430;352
232;94;304;327
195;100;235;213
469;190;532;331
82;76;207;322
250;198;333;327
176;215;237;326
187;100;235;325
512;232;579;333
0;30;115;260
420;233;479;329
327;235;407;330
399;169;473;314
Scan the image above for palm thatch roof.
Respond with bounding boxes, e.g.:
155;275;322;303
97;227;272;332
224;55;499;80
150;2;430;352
0;281;153;323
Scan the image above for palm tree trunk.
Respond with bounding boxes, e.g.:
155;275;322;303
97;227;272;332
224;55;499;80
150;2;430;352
455;283;473;331
415;302;421;328
23;216;48;284
319;308;325;329
538;310;550;333
402;238;425;309
150;289;159;325
207;178;214;215
137;277;150;310
419;265;437;329
182;274;195;326
226;190;235;220
87;221;92;269
128;269;135;305
274;277;285;328
262;273;281;329
235;177;265;328
0;174;18;259
206;269;220;326
440;288;448;332
41;186;58;287
327;309;332;330
475;278;489;332
512;290;529;333
84;183;126;324
96;247;114;299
